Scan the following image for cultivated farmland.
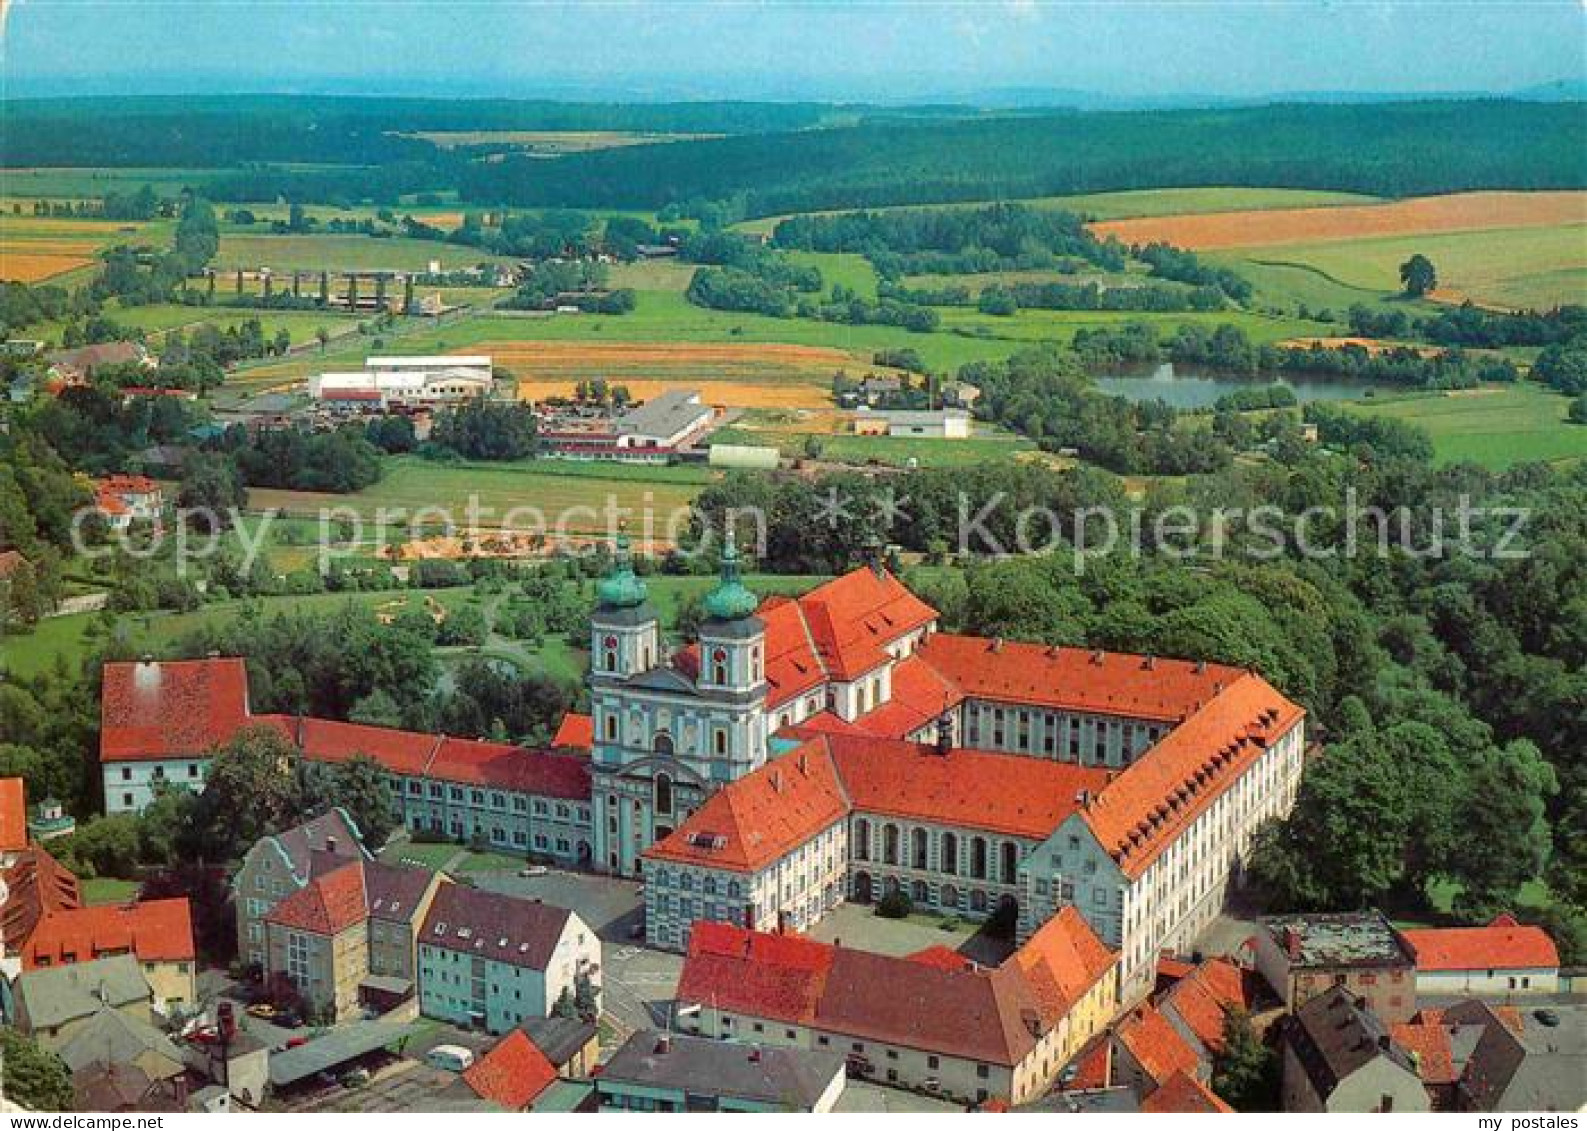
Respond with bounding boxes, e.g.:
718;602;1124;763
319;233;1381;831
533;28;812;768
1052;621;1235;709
213;233;515;272
1089;190;1587;249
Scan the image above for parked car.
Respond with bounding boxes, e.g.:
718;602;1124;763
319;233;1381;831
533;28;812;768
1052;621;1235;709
245;1003;278;1020
1534;1008;1561;1027
425;1045;476;1072
518;865;549;877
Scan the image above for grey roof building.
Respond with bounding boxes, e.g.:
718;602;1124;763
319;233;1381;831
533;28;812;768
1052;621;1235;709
613;390;713;448
597;1030;846;1113
10;954;153;1036
1281;986;1429;1113
1459;1003;1587;1112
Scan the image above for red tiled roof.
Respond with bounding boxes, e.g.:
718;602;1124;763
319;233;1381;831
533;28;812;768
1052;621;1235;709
1114;1005;1201;1087
1;846;81;953
916;634;1241;723
645;742;848;874
323;388;383;401
1391;1018;1457;1085
1140;1070;1232;1113
1157;957;1261;1055
463;1030;557;1110
1011;906;1118;1028
759;597;831;710
756;568;938;706
427;737;591;800
677;922;834;1025
96;475;160;497
276;716;441;777
0;778;28;853
1080;673;1304;878
265;860;368;935
906;945;977;972
95;494;130;516
850;652;960;739
1060;1037;1112;1091
551;712;593;751
679;922;1117;1069
1398;915;1560;972
825;733;1110;840
22;898;195;968
101;659;251;762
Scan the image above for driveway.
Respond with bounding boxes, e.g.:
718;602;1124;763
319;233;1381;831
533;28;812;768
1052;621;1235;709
599;943;684;1040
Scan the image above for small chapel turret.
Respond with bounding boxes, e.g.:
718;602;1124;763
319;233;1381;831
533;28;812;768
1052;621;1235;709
589;532;660;680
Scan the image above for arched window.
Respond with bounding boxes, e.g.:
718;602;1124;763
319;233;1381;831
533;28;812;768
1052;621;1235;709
727;880;742;899
653;733;675;757
655;773;674;817
713;730;728;756
911;827;929;870
1001;841;1019;885
854;819;871;862
883;824;900;866
971;836;988;880
703;875;717;895
911;880;929;904
604;648;617;672
941;832;959;876
604;714;618;741
713;661;727;685
940;884;960;909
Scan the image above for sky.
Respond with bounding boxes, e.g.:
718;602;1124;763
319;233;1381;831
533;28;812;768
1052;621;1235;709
1;0;1583;103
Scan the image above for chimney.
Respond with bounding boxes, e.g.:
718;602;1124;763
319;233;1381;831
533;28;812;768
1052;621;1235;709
1075;789;1091;808
326;836;338;854
990;637;1003;654
1284;926;1302;961
769;770;782;793
1143;655;1156;670
747;1048;762;1063
655;1034;671;1055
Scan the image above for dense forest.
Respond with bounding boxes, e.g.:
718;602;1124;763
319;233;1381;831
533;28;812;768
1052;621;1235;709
4;98;1582;216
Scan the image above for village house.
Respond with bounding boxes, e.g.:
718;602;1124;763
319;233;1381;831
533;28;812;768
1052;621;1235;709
9;954;154;1044
45;341;153;384
416;885;600;1034
234;809;367;970
92;474;164;532
262;857;444;1022
20;898;197;1012
1397;914;1561;997
1252;909;1417;1024
1279;985;1430;1113
459;1029;560;1111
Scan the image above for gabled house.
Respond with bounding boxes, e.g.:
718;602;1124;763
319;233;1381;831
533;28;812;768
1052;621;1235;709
1280;986;1429;1113
262;857;443;1023
20;899;196;1012
234;809;367;970
417;885;600;1034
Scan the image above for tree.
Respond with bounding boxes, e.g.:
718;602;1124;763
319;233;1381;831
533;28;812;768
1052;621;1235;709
177;452;248;531
1212;1008;1279;1112
187;725;304;861
1448;740;1558;916
0;1027;73;1111
304;754;397;850
1398;254;1437;297
1569;394;1587;425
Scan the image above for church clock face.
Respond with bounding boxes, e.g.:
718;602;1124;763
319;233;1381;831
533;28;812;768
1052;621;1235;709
604;635;618;649
712;648;727;662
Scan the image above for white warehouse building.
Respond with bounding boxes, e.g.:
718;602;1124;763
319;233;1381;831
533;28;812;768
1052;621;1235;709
309;355;494;407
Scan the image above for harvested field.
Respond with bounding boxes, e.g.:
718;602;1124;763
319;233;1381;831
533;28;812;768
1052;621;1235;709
1090;191;1587;250
0;249;96;282
1279;337;1442;357
471;340;873;408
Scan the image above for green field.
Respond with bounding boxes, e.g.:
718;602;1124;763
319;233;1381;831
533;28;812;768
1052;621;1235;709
932;303;1323;346
81;877;142;905
214;233;515;273
34;300;368;348
1342;383;1587;469
0;167;228;199
785;250;880;300
732;186;1381;235
244;455;713;533
1230;224;1587;312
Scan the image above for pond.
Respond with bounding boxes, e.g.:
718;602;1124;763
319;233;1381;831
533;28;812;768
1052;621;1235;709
1093;363;1394;409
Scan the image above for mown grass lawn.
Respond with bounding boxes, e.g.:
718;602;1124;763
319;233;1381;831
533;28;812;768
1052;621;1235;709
1340;383;1587;469
81;877;142;905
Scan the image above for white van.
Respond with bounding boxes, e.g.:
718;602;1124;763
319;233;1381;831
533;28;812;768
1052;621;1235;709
425;1044;476;1072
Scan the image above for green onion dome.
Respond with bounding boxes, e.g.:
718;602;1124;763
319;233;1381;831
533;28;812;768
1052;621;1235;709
703;535;759;621
596;534;649;609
